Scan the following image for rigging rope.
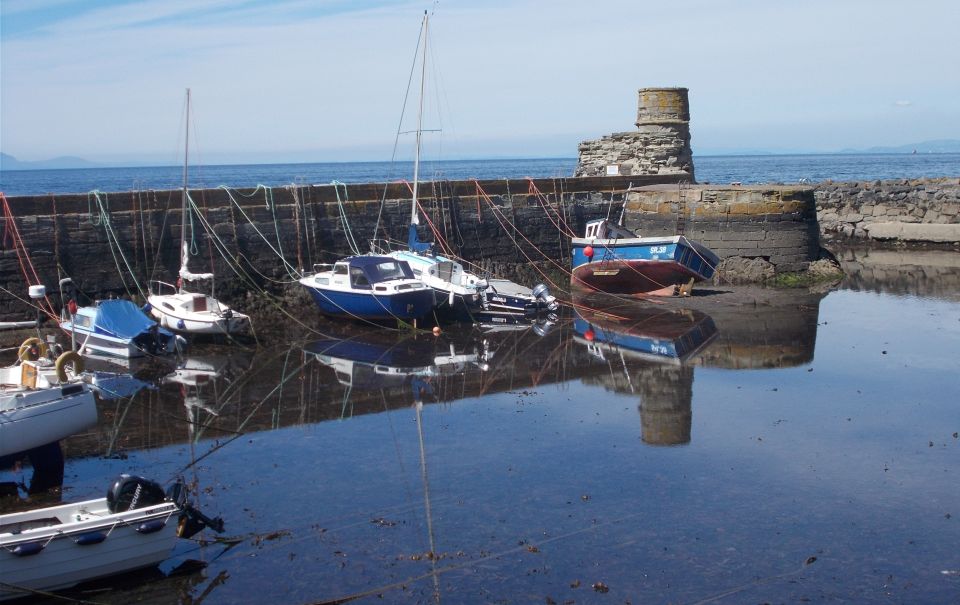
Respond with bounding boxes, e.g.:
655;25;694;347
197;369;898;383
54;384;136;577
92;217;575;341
87;190;147;300
0;192;58;321
331;181;362;257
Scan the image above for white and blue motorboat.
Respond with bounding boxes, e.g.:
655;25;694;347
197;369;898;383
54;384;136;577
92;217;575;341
571;218;719;295
379;231;558;325
298;256;435;322
59;299;180;358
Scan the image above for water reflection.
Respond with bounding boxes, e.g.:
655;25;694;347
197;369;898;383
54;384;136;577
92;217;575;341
31;286;837;459
6;278;960;603
836;247;960;300
0;441;65;509
573;295;718;446
305;332;491;416
162;350;254;441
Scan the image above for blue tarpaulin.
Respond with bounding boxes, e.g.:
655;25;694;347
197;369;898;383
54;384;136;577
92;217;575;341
94;300;157;338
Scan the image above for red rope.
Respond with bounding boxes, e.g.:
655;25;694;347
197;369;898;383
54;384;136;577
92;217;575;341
527;179;576;238
1;192;59;321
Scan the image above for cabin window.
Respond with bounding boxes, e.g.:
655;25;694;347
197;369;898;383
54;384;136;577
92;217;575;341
193;296;207;312
334;265;348;276
350;267;371;289
162;302;175;311
369;260;414;282
436;262;454;282
315;277;329;285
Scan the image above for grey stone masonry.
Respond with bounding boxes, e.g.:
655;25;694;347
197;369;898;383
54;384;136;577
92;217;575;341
815;177;960;244
576;87;695;181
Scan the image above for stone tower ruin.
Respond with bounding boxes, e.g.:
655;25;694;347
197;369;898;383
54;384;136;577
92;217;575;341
575;87;695;181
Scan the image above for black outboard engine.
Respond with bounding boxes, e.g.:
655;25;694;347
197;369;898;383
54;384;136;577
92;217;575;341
106;474;167;513
166;480;225;538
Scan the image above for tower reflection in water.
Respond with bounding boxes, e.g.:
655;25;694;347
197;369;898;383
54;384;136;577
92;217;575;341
572;289;824;445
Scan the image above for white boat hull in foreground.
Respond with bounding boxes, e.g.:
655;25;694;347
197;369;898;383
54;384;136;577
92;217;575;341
0;476;223;601
0;352;97;458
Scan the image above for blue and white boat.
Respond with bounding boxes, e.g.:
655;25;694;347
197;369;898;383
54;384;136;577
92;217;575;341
298;256;435;322
59;299;180;358
571;219;719;295
379;234;558;324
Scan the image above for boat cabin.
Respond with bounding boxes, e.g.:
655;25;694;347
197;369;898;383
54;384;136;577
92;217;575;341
584;219;637;240
323;257;418;291
155;293;220;316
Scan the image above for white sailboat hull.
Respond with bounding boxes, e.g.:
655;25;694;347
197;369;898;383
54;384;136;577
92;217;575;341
0;360;98;457
150;306;249;335
0;385;97;458
147;290;249;336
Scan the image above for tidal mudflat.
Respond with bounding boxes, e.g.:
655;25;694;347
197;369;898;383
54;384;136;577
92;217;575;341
2;250;959;604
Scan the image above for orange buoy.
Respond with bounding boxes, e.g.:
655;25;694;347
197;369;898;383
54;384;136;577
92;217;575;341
584;246;594;260
584;329;595;342
432;326;441;336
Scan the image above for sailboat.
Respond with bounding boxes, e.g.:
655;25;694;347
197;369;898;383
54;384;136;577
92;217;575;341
374;12;558;325
147;89;249;335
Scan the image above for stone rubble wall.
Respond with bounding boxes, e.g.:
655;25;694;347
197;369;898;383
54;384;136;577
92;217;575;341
815;177;960;244
575;126;694;179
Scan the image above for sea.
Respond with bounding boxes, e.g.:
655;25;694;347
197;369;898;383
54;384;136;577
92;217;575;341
1;152;958;196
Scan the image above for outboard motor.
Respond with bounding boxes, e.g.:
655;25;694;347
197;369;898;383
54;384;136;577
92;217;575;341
532;284;559;312
166;481;225;538
106;474;166;513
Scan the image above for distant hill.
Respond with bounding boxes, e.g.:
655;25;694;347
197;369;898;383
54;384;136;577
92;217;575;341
1;153;102;170
838;139;960;154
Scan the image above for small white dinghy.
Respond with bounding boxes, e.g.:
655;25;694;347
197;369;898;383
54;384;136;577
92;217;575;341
0;338;97;458
0;475;223;601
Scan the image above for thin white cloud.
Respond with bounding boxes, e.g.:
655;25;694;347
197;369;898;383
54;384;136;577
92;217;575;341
894;100;913;107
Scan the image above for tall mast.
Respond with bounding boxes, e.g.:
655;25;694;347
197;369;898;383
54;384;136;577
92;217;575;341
180;88;191;266
410;12;428;226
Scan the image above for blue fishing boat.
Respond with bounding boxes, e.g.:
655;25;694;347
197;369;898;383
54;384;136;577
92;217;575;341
571;219;719;295
298;256;435;322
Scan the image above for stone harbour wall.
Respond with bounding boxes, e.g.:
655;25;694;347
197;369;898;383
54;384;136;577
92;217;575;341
0;176;824;322
0;175;680;321
815;177;960;245
623;184;821;272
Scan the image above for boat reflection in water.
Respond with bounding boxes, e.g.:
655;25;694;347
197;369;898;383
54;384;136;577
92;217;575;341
573;294;719;446
304;330;491;414
162;350;254;440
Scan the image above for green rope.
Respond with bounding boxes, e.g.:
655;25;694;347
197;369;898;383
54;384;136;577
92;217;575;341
87;190;146;300
331;180;362;256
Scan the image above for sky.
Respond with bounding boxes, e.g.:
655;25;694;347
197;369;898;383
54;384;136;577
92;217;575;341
1;0;958;165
